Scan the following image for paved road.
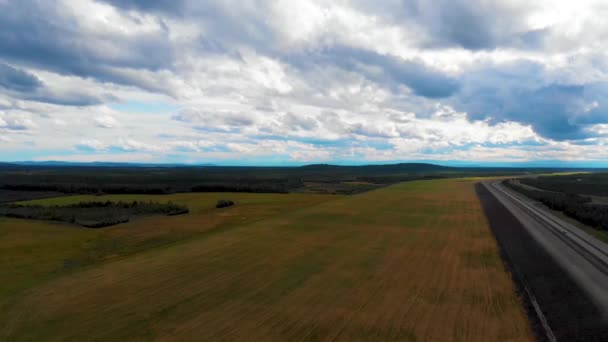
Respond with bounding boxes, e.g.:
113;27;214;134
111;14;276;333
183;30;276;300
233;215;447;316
483;181;608;327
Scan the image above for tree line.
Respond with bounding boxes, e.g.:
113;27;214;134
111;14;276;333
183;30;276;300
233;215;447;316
0;200;189;228
503;180;608;231
2;181;294;195
520;173;608;197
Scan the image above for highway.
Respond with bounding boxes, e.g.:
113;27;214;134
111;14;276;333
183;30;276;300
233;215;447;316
482;180;608;339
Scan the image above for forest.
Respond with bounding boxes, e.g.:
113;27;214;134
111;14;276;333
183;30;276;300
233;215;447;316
0;163;583;201
520;173;608;196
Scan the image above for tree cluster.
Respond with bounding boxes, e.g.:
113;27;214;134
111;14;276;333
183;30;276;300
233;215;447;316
0;200;189;228
215;200;235;208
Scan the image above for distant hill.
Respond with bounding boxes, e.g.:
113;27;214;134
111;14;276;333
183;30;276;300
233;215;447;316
299;163;452;173
1;161;449;171
0;162;25;169
0;161;600;172
3;161;217;168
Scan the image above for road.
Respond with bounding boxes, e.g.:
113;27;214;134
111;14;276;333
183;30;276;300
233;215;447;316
483;180;608;339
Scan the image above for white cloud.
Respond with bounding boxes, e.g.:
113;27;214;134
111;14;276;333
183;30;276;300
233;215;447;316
77;139;105;151
94;115;120;129
1;0;608;164
0;112;37;131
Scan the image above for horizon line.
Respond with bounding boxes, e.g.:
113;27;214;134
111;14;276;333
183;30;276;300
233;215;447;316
2;160;608;169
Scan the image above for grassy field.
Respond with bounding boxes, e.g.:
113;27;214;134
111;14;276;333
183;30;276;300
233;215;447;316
0;193;335;302
0;179;532;341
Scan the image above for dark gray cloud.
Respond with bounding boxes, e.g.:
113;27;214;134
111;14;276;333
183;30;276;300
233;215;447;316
98;0;186;14
0;1;174;93
172;109;255;128
23;92;109;107
0;63;43;92
0;63;107;106
457;61;608;140
352;0;548;50
288;47;460;98
418;0;546;50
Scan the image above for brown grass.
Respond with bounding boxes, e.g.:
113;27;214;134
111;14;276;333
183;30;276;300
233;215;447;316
0;179;531;341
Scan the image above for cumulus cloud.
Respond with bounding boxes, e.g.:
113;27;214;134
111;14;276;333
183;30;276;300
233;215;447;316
455;60;608;140
0;0;174;92
2;0;608;164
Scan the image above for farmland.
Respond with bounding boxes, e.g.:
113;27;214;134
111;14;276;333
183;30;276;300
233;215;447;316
0;178;531;341
0;192;336;301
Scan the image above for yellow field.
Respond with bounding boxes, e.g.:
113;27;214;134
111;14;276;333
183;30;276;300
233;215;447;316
0;179;532;341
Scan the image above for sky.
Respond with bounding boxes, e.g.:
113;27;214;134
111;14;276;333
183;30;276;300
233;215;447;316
1;0;608;166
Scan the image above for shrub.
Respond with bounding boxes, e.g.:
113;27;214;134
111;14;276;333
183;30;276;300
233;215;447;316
215;199;235;208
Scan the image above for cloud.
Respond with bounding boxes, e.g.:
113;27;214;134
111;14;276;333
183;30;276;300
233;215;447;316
0;112;37;131
0;63;43;92
2;0;608;164
280;112;318;131
94;115;121;129
75;139;105;151
348;0;553;51
98;0;187;15
172;108;255;129
413;0;547;50
0;1;174;92
456;60;608;140
287;46;460;99
0;63;107;106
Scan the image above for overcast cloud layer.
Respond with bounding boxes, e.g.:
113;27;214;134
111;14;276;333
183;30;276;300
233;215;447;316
1;0;608;165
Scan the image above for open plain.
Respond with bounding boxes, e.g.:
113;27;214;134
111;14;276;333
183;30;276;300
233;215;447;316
1;179;532;341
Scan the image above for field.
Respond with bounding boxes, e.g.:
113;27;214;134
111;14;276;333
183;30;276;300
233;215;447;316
0;179;531;341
